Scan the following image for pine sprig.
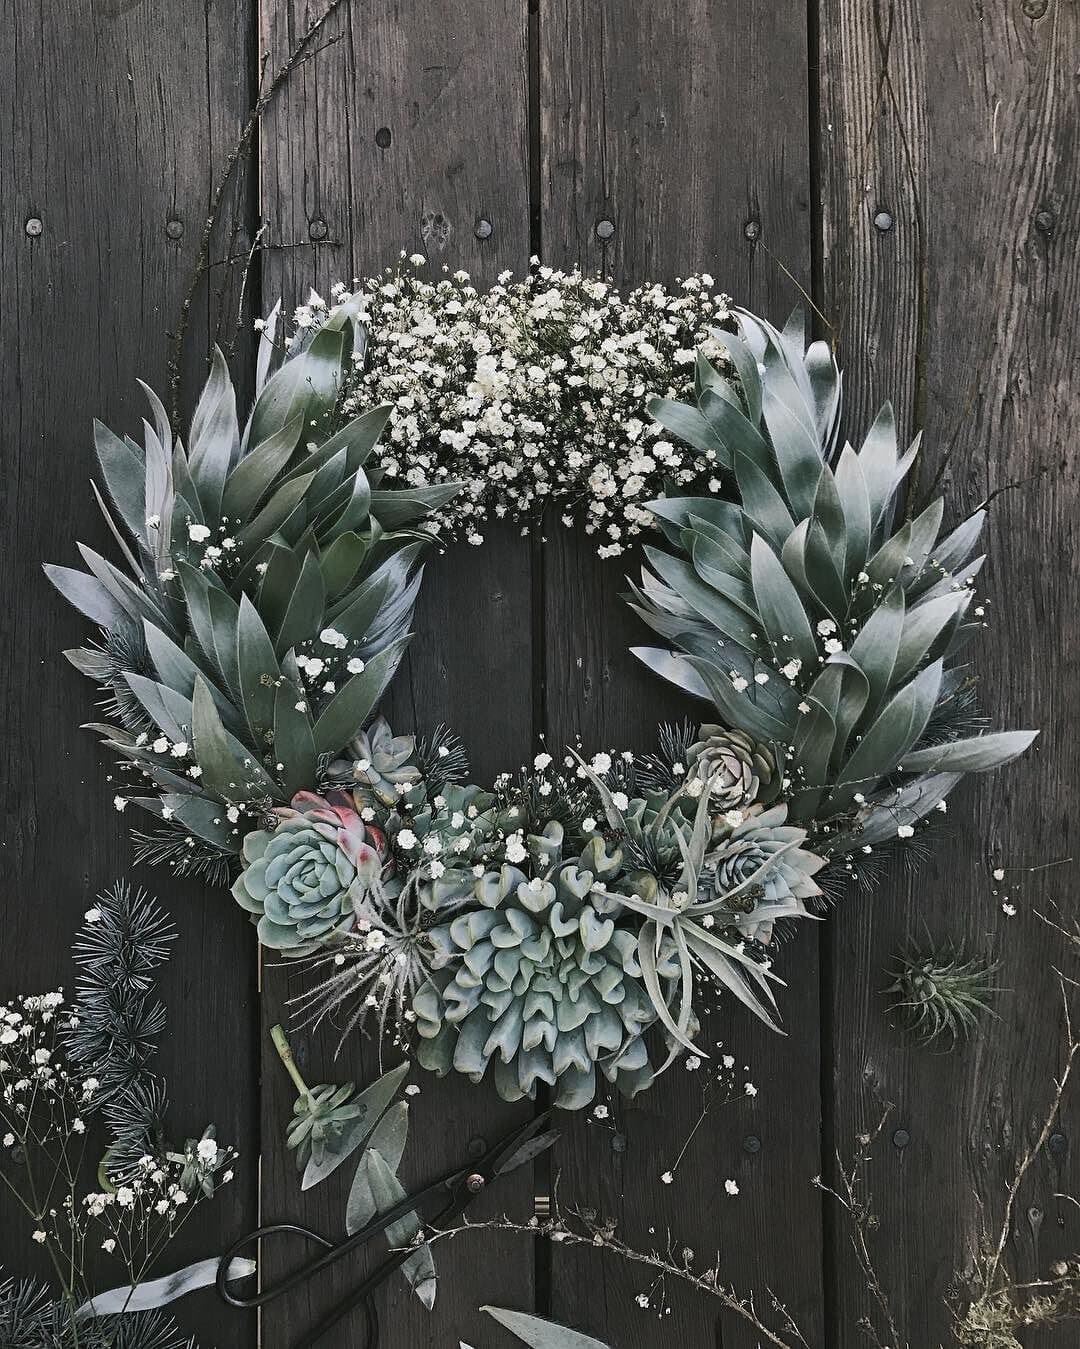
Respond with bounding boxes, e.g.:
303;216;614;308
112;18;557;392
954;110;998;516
63;882;176;1166
130;827;235;888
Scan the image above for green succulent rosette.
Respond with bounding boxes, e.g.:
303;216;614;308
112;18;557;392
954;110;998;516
232;789;386;955
412;839;676;1110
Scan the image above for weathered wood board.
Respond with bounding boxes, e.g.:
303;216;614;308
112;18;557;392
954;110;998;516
0;0;1076;1345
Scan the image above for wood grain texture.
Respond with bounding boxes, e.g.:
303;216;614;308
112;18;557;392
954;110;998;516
256;3;535;1345
0;0;257;1343
539;4;825;1346
819;0;1080;1343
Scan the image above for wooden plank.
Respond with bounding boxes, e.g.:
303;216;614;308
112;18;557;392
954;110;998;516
819;2;1080;1343
256;4;534;1345
0;1;257;1343
540;4;824;1346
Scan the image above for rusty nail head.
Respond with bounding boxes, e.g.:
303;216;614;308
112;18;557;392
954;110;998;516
165;218;184;240
25;217;43;237
874;209;894;232
610;1131;627;1154
595;217;616;241
1035;209;1055;235
743;218;761;241
742;1134;761;1154
1049;1131;1068;1157
465;1173;486;1194
467;1136;487;1159
474;217;493;240
309;217;329;241
892;1128;910;1149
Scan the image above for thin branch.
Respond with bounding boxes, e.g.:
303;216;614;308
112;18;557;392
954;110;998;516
167;0;352;423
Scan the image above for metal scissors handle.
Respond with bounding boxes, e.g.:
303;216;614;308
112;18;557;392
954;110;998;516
217;1110;557;1349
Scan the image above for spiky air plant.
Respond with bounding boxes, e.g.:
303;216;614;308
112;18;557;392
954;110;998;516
629;308;1037;847
47;299;461;862
887;943;1002;1046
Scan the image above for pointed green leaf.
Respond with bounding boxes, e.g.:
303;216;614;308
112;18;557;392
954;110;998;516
221;413;305;520
749;534;817;668
900;730;1038;775
273;683;317;798
192;676;277;803
274;550;326;657
310;638;408;756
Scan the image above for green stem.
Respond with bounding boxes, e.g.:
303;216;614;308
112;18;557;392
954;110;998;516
271;1024;310;1099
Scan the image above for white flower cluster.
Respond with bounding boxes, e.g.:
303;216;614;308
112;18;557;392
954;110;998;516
299;258;733;556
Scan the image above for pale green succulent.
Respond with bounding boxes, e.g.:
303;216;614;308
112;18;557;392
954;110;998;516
48;301;460;858
687;724;777;810
412;847;671;1110
332;716;424;807
631;309;1037;840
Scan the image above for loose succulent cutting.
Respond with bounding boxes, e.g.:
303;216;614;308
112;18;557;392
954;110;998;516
631;308;1037;844
47;300;459;862
887;943;1002;1045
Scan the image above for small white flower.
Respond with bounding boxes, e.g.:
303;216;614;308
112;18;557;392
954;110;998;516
346;657;366;675
731;675;749;693
101;1238;116;1253
993;868;1005;881
753;672;769;685
72;1117;86;1133
533;752;552;771
32;1230;47;1243
404;1084;420;1097
724;1179;740;1197
660;1171;674;1185
2;1133;13;1147
197;1138;219;1164
152;737;169;755
396;829;418;850
187;522;211;543
84;908;102;924
897;824;915;839
816;618;836;637
611;791;629;811
113;795;127;812
722;1054;735;1069
115;1186;135;1209
169;740;189;758
582;816;597;833
1002;902;1017;917
590;752;612;774
592;1104;609;1120
744;1082;758;1097
635;1293;650;1308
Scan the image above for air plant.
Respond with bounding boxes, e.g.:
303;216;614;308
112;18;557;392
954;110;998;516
886;942;1002;1046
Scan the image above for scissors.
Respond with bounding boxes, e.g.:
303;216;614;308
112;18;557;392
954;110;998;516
217;1110;559;1348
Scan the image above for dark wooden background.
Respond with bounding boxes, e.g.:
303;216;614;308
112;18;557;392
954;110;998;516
2;1;1078;1345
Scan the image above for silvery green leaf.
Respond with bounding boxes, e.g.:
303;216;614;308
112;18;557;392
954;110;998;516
273;683;317;798
855;401;899;529
482;1306;613;1349
646;395;729;463
236;593;281;743
733;449;795;554
44;564;131;632
832;444;871;577
900;730;1038;775
273;550;326;657
254;300;281;400
749;533;817;668
75;1256;255;1320
645;548;762;651
249;322;346;448
188;346;239;517
356;1148;437;1310
192;675;278;803
93;419;146;545
847;772;961;846
761;380;822;520
301;1061;409;1190
236;471;315;554
370;482;462;529
311;637;409;757
826;660;943;815
705;325;762;423
684;655;795;744
848;586;905;711
346;1102;410;1234
221;412;305;520
891;590;972;685
684;926;783;1032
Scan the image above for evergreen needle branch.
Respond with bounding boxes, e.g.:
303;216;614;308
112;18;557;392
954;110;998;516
168;0;352;422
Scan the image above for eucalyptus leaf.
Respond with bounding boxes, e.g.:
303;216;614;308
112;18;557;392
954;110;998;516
301;1061;409;1190
482;1306;613;1349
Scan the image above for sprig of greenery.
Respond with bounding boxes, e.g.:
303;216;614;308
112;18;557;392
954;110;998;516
886;942;1001;1046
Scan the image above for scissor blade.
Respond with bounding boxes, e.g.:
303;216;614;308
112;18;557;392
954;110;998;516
496;1128;560;1176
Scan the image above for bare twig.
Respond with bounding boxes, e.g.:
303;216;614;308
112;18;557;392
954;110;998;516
167;0;352;422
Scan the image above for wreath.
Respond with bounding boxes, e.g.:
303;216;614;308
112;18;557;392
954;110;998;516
48;262;1037;1111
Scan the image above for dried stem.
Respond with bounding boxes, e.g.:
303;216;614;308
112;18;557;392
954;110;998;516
167;0;351;422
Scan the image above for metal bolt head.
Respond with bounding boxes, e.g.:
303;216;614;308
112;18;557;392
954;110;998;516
474;217;493;240
1034;208;1056;235
24;216;43;238
308;216;329;242
1049;1131;1068;1158
892;1128;910;1149
873;209;894;233
610;1131;627;1154
165;218;184;240
465;1173;486;1194
743;218;761;241
742;1134;761;1155
595;217;616;241
467;1136;488;1160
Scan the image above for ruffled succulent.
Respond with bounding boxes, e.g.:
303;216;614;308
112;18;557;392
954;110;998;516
412;842;673;1109
688;724;777;810
332;717;423;807
706;804;827;943
232;790;386;954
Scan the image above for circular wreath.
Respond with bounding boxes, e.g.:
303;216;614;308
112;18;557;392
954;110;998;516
48;263;1037;1111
